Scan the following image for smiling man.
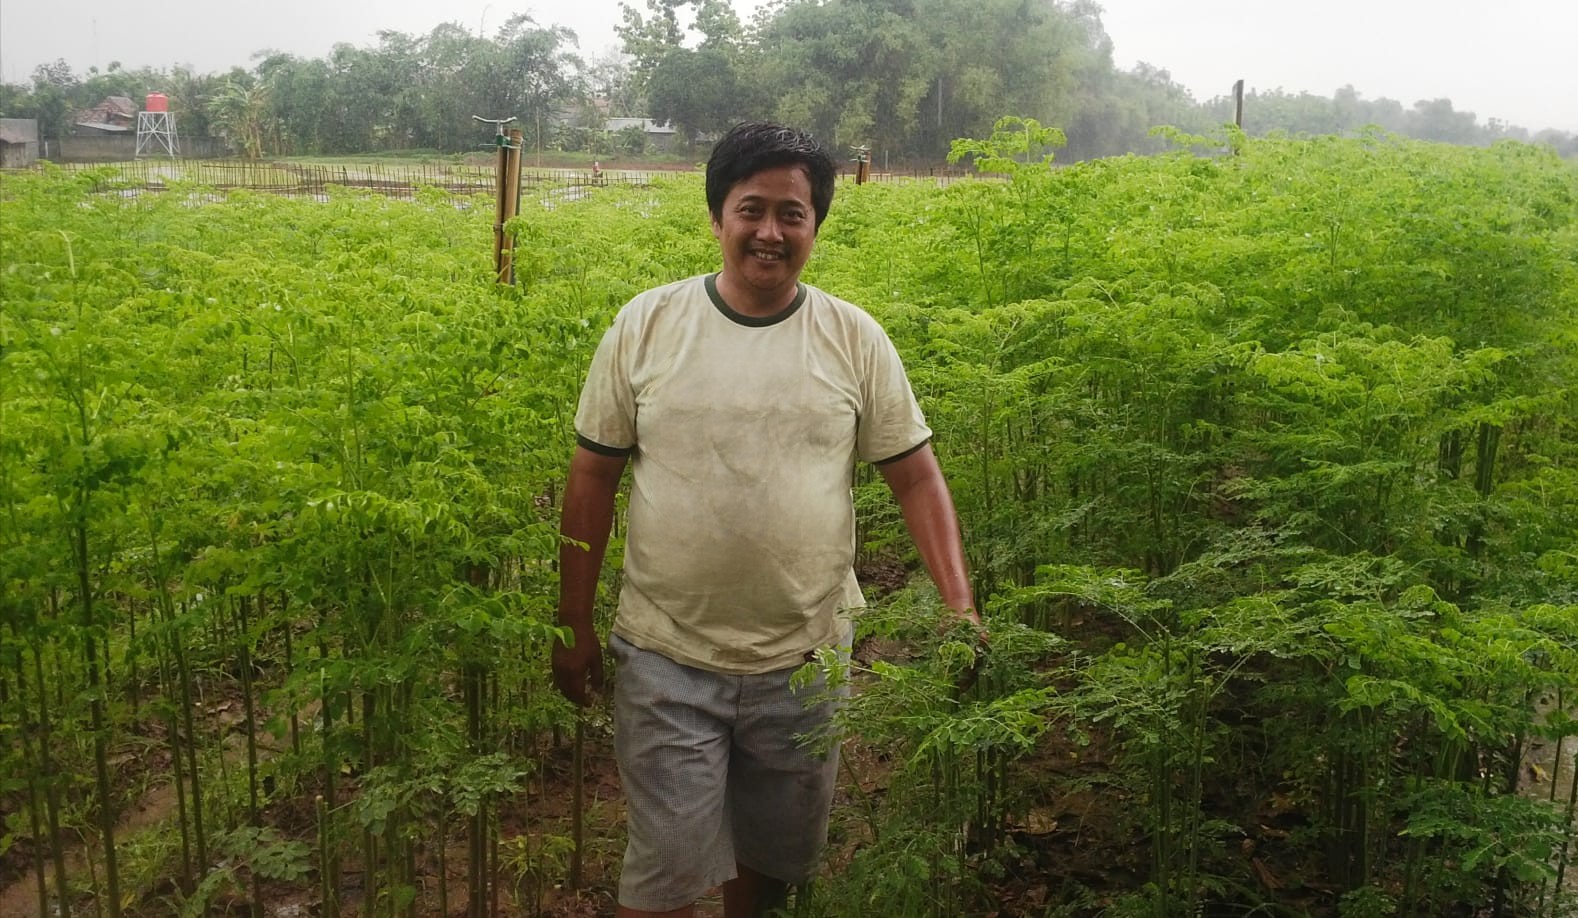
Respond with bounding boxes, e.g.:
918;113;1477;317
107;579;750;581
553;122;977;918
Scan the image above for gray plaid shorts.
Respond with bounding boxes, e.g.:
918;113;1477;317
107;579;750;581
610;632;848;912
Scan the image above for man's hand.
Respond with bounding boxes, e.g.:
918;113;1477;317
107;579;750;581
943;609;988;694
555;446;627;706
552;626;605;706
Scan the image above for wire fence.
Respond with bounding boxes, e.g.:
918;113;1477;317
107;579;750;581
38;159;981;198
46;159;674;198
863;167;979;187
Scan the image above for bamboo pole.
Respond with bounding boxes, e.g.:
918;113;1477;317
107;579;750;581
492;135;510;283
497;129;523;285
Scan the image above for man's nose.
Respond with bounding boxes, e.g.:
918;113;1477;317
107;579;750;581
756;215;783;241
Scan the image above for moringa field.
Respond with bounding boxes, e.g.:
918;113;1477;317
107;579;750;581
2;127;1577;917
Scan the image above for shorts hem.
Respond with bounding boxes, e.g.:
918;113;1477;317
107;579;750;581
617;867;735;913
733;854;811;887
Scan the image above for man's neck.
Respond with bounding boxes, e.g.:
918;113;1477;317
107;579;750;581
714;271;799;318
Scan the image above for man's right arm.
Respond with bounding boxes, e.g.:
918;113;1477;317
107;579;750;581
552;445;629;705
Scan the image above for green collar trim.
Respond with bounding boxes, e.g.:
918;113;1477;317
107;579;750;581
705;273;806;327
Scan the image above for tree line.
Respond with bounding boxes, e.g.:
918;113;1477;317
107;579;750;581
2;0;1575;161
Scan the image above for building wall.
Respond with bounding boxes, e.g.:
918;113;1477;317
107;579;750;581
1;141;39;168
0;118;41;167
57;134;136;161
45;135;226;162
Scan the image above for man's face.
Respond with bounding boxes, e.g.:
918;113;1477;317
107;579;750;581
711;164;817;307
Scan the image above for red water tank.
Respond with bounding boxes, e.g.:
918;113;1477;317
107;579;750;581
145;92;169;112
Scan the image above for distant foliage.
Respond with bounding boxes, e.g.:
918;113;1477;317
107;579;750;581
4;3;1574;160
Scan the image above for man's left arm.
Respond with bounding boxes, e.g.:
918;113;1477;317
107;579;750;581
877;443;978;624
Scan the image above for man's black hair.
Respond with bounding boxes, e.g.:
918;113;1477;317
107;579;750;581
706;122;838;230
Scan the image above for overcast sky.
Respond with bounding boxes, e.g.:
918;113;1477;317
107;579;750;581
1;0;1573;133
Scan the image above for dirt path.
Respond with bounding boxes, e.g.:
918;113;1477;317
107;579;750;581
1521;697;1578;908
0;779;182;916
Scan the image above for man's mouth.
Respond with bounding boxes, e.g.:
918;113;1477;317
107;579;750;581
750;249;787;261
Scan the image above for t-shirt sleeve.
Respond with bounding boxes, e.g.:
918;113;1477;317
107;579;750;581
574;312;638;455
856;321;931;465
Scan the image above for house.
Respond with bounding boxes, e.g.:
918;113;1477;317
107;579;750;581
603;117;679;151
74;95;136;135
604;117;677;139
0;118;40;167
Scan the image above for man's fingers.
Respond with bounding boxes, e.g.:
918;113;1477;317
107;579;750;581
552;654;588;706
943;612;987;695
551;629;605;707
563;673;591;707
552;652;605;707
552;666;579;705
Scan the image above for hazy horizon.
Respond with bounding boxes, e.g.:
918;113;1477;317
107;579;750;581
2;0;1573;134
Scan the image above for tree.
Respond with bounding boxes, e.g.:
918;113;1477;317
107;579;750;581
79;64;156;117
414;23;501;151
915;0;1099;157
586;52;643;118
27;59;79;140
746;0;1126;160
323;42;401;152
646;47;747;142
257;53;335;154
693;0;747;50
164;67;221;144
206;75;273;158
616;0;748;108
753;0;934;155
1408;97;1481;145
497;14;583;159
1532;127;1578;158
616;0;687;88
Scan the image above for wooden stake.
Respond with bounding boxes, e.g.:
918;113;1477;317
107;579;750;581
492;131;510;283
571;714;584;888
500;129;523;286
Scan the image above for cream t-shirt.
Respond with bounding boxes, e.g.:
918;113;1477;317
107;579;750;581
574;274;931;674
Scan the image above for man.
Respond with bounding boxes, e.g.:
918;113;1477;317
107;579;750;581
553;122;977;918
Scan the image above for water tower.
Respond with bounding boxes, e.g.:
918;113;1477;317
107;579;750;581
135;92;179;157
